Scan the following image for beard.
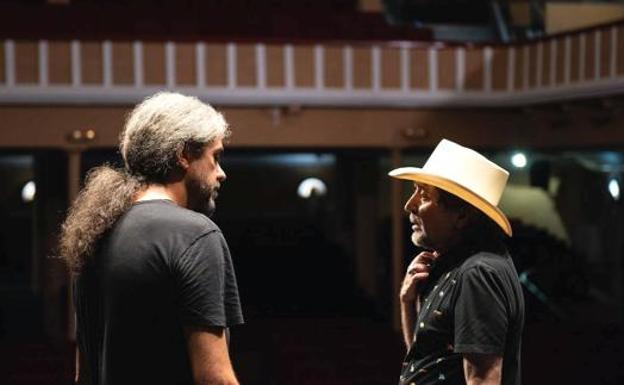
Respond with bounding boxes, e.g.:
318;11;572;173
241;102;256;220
185;176;220;218
411;230;436;251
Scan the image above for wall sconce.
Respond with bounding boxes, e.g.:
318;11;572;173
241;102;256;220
67;128;96;144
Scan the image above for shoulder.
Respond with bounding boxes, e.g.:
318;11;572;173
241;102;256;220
459;250;512;275
127;200;221;234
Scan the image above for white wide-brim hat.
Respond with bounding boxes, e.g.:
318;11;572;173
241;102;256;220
389;139;512;236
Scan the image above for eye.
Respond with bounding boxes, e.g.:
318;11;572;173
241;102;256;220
214;151;223;163
416;185;430;201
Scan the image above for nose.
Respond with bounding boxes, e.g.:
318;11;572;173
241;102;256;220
404;191;419;214
217;163;226;182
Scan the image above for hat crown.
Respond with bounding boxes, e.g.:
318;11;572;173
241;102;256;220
423;139;509;206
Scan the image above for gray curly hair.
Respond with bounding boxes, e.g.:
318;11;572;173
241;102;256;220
120;92;230;183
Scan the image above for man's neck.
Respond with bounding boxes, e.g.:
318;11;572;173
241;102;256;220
135;183;187;207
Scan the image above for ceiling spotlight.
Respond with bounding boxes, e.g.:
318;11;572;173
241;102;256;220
608;178;620;201
511;152;527;168
297;178;327;199
21;180;36;203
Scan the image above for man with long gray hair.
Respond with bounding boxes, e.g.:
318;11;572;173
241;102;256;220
60;92;244;385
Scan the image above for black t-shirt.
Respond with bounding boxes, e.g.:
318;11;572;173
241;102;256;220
400;246;524;385
74;200;244;385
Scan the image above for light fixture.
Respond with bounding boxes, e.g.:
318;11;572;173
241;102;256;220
608;178;620;201
297;178;327;199
511;152;527;168
21;180;36;203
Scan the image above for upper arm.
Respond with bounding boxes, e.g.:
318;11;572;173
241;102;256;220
184;326;239;385
174;231;243;328
454;265;508;355
463;353;502;385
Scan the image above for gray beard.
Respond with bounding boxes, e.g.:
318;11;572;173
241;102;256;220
186;178;218;218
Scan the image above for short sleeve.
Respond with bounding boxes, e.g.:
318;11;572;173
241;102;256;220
454;264;508;355
173;231;244;328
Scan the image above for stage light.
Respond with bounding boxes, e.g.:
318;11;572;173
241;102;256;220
22;181;36;203
297;178;327;199
511;152;527;168
608;178;620;201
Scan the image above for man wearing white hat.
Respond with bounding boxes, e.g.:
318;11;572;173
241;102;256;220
389;139;524;385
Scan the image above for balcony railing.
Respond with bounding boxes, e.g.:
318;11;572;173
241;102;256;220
1;23;624;107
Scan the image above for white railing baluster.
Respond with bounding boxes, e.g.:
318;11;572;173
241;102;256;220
314;44;324;90
523;45;530;90
549;39;557;87
428;47;437;91
165;41;176;88
610;26;618;78
536;42;543;88
195;42;205;88
133;41;144;87
227;43;236;89
564;36;571;85
456;47;465;92
595;30;601;80
507;47;515;92
483;46;493;91
579;33;586;82
400;44;410;92
284;44;294;89
343;45;353;91
38;40;48;86
71;40;81;87
102;40;113;87
372;46;381;92
255;43;266;89
5;39;15;86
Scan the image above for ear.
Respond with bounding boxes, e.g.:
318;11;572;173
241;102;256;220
176;148;191;171
454;206;474;230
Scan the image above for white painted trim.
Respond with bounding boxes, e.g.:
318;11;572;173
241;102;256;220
428;48;437;91
227;43;236;89
483;46;493;91
579;33;586;82
5;40;15;86
314;44;324;90
372;46;381;91
400;45;410;92
564;36;571;85
102;40;113;87
507;47;515;92
3;79;624;107
523;45;530;90
594;30;601;81
343;45;353;91
165;41;176;88
611;26;618;78
536;42;543;88
284;44;294;89
255;43;266;89
134;41;144;87
71;40;81;87
38;40;48;86
549;39;557;87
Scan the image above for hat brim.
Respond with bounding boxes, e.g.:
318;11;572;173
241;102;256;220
389;167;512;237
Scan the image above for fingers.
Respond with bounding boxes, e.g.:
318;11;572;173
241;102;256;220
400;270;430;302
405;271;429;283
406;251;438;274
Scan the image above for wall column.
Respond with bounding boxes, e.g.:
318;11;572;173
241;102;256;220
390;148;404;330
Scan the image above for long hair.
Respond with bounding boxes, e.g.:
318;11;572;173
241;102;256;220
60;166;142;273
59;92;230;274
